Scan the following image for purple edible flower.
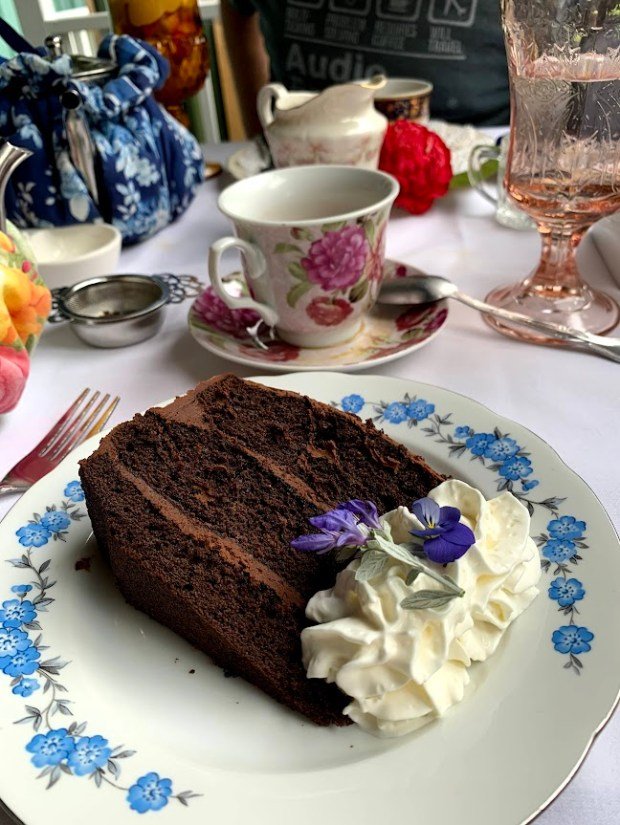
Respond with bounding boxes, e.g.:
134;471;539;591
338;499;381;530
291;501;375;554
410;497;475;564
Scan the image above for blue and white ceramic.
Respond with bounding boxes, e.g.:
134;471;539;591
0;373;618;825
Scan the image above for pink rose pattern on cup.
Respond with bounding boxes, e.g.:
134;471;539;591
273;212;387;329
306;296;354;326
194;287;260;338
302;226;369;290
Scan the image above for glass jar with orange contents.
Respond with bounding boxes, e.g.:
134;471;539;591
108;0;209;126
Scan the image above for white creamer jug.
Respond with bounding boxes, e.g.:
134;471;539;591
257;76;388;170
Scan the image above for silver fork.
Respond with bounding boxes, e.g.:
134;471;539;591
0;389;119;496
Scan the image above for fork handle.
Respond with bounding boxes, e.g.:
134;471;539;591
0;479;29;496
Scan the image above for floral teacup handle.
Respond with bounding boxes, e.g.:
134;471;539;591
208;237;279;328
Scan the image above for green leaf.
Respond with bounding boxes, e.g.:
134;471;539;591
405;568;422;586
274;243;302;254
355;550;389;582
335;546;359;564
321;221;346;233
292;227;314;242
367;533;416;566
363;220;376;245
287;281;312;308
402;327;425;342
450;158;498;190
349;278;369;304
441;572;461;591
400;590;457;610
288;262;308;281
25;333;36;355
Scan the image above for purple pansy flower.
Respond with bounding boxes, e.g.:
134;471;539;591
410;497;475;564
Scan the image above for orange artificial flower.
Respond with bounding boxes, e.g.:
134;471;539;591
28;280;52;319
0;303;11;343
2;266;31;313
0;231;16;254
11;304;43;344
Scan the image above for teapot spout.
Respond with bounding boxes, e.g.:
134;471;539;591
0;140;32;234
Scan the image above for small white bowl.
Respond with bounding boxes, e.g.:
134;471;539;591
24;223;122;289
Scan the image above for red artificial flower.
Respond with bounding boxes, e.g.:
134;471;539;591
306;296;353;326
379;122;453;215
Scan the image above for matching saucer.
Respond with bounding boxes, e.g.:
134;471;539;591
187;260;448;372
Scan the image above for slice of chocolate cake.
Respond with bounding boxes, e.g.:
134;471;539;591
79;375;444;726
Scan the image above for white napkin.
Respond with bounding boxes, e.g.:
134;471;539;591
591;213;620;287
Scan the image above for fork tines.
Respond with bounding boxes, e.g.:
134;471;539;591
39;389;119;462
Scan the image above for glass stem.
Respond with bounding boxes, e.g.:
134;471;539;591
528;224;588;297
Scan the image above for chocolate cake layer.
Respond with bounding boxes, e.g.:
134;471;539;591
79;375;444;726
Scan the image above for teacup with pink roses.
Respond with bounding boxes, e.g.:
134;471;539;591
208;165;399;348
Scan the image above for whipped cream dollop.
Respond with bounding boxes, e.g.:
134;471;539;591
301;480;541;737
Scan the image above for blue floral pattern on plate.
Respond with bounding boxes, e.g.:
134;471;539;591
5;481;199;813
336;393;595;675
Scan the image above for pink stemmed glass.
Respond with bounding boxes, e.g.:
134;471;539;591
485;0;620;342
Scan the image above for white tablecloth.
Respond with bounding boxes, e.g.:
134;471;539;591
1;143;619;825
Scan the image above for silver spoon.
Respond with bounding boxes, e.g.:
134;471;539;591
378;274;620;364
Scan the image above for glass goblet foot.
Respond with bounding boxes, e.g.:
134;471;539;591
484;277;620;344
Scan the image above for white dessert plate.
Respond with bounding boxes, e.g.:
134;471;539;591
0;374;618;825
187;260;448;372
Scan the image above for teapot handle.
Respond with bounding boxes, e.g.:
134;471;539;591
257;83;287;130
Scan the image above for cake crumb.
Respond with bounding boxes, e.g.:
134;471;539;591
74;557;91;572
189;669;195;674
174;657;179;663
